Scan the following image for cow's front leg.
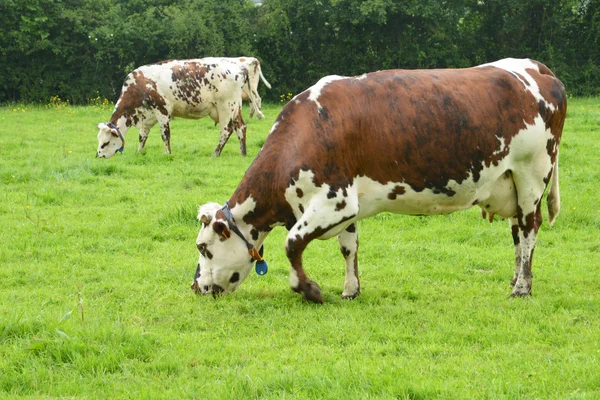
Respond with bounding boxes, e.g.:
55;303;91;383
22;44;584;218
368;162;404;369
212;118;235;157
286;234;323;304
137;127;150;152
232;108;247;156
158;118;172;154
338;223;360;299
237;125;247;156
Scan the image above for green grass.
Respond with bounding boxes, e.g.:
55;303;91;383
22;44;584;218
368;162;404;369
1;99;599;399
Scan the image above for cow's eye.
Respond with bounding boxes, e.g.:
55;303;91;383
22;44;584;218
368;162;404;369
100;141;110;149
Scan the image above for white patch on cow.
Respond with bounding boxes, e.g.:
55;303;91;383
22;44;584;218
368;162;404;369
285;170;359;240
289;268;299;289
355;73;368;80
269;121;280;135
480;58;557;111
490;137;507;160
231;196;257;224
337;228;359;297
307;75;346;111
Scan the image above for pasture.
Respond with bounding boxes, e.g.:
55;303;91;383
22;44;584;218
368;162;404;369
1;98;599;399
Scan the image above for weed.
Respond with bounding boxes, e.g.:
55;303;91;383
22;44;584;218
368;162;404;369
279;92;293;103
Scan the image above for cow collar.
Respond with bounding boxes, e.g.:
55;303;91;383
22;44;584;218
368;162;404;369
107;122;125;153
221;201;268;275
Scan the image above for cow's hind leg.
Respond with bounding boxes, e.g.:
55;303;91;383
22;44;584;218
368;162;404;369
158;117;172;154
338;223;360;299
509;218;522;286
510;173;547;297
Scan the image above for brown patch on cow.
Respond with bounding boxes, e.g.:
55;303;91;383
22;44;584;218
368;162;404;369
516;205;536;239
340;246;351;258
345;224;356;233
111;71;166;122
250;229;259;241
511;223;520;245
296;188;304;198
171;63;212;104
298;204;304;213
335;200;347;211
387;185;405;200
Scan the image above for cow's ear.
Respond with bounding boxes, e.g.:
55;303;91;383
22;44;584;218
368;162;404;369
212;221;231;241
109;128;119;138
199;214;212;226
97;123;107;130
197;203;221;226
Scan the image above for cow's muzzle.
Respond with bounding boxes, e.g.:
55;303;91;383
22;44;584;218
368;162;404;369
211;284;224;299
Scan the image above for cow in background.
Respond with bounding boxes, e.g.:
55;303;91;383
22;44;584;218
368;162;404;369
96;59;261;158
201;57;271;119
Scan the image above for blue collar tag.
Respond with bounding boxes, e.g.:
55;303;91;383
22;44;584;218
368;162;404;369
255;259;268;276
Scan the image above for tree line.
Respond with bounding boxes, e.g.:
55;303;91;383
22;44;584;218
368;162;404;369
1;0;598;104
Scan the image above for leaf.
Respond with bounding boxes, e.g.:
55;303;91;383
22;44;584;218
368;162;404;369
55;329;70;339
59;310;73;323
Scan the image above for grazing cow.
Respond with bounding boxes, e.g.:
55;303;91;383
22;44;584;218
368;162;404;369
191;58;566;304
201;57;271;119
96;59;261;158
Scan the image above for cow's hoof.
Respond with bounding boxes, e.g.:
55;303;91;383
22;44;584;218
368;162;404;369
341;291;360;300
510;285;532;297
302;280;323;304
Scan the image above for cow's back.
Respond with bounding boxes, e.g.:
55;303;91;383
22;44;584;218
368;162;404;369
135;60;245;118
264;60;563;186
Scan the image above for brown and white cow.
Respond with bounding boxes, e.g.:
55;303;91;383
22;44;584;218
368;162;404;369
201;57;271;119
191;58;567;303
96;59;261;158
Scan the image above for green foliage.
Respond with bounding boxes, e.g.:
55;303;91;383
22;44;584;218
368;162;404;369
0;101;599;398
0;0;599;99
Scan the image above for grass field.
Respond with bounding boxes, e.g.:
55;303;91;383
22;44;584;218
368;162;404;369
1;98;599;399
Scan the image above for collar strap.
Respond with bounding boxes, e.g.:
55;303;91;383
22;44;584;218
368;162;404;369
107;122;125;153
221;201;264;262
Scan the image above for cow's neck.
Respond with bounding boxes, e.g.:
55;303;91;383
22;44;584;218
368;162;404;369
228;152;295;234
109;109;132;137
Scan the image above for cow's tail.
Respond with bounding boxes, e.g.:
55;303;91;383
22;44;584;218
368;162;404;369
257;63;272;89
547;157;560;226
244;68;264;119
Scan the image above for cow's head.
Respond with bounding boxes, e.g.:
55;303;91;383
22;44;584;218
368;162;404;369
191;202;258;296
96;122;124;158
